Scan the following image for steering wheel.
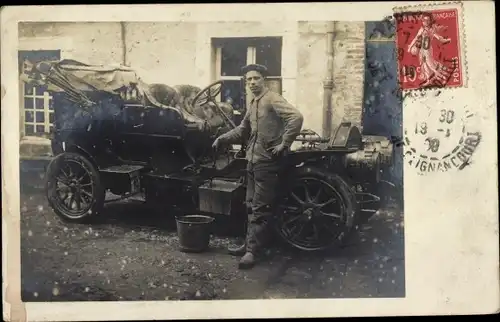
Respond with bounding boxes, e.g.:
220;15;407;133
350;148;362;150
192;80;223;107
192;80;236;131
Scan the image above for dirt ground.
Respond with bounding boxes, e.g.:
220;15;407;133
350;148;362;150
19;165;405;302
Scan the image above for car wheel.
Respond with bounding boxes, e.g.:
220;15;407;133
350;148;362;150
45;152;105;223
275;165;358;252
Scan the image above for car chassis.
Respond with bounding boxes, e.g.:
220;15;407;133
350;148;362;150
23;59;397;252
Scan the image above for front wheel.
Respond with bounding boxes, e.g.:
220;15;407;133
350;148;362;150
275;166;358;252
45;152;105;223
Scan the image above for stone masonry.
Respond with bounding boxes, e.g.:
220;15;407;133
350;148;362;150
331;21;365;132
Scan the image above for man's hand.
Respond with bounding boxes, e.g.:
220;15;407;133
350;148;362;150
270;143;288;156
212;137;222;151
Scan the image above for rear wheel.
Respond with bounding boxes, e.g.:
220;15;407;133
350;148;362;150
275;166;358;252
45;152;105;223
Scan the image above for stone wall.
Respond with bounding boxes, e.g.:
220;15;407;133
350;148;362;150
124;22;197;85
331;21;366;132
296;22;329;136
19;22;198;84
296;21;366;137
19;22;124;65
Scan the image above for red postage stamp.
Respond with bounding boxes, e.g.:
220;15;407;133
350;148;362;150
394;3;466;91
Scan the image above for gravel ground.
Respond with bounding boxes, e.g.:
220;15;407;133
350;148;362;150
20;165;405;302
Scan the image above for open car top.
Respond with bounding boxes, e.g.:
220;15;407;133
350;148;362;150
24;59;144;94
21;59;232;131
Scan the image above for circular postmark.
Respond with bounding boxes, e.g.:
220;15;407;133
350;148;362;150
403;105;481;174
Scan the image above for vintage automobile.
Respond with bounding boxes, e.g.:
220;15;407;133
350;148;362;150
22;59;396;252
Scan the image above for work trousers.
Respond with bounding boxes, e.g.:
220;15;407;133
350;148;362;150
245;159;283;255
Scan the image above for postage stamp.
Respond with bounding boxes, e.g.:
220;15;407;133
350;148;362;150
393;2;467;91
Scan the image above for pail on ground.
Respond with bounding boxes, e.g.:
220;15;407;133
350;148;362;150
175;215;215;253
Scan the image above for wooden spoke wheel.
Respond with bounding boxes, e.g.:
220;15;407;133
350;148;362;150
275;166;357;251
45;152;105;223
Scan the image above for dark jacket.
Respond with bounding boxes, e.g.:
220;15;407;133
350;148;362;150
218;88;304;163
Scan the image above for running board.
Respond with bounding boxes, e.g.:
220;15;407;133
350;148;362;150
104;191;146;204
100;164;145;174
100;165;145;196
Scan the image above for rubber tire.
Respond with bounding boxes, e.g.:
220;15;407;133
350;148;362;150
45;152;105;224
275;165;359;252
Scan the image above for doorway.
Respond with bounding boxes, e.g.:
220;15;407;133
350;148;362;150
363;21;404;199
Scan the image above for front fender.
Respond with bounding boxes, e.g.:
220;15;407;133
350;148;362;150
52;131;113;170
61;142;100;168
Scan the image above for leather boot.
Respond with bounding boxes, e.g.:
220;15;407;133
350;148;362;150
238;252;256;269
228;209;249;256
227;242;246;256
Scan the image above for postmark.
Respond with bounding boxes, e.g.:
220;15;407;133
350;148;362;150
393;2;467;91
403;103;481;174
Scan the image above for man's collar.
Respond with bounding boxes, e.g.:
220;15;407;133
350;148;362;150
250;88;269;104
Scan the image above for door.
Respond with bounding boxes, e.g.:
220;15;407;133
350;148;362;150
212;37;283;125
363;22;404;196
113;93;186;164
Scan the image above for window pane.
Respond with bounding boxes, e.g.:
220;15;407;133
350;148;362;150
35;85;48;95
49;112;54;124
25;110;34;122
220;40;248;77
49;97;54;110
36;111;45;122
24;97;34;109
255;38;282;76
24;83;34;95
36;125;45;133
49;125;54;133
25;125;34;135
35;98;45;110
221;80;245;111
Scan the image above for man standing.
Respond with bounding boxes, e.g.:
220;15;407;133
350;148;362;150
212;64;304;269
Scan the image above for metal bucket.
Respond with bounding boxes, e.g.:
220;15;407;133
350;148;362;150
175;215;215;253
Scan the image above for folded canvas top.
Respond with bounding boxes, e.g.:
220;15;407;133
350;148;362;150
21;59;231;132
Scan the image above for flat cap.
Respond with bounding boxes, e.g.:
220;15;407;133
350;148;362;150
240;64;268;77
